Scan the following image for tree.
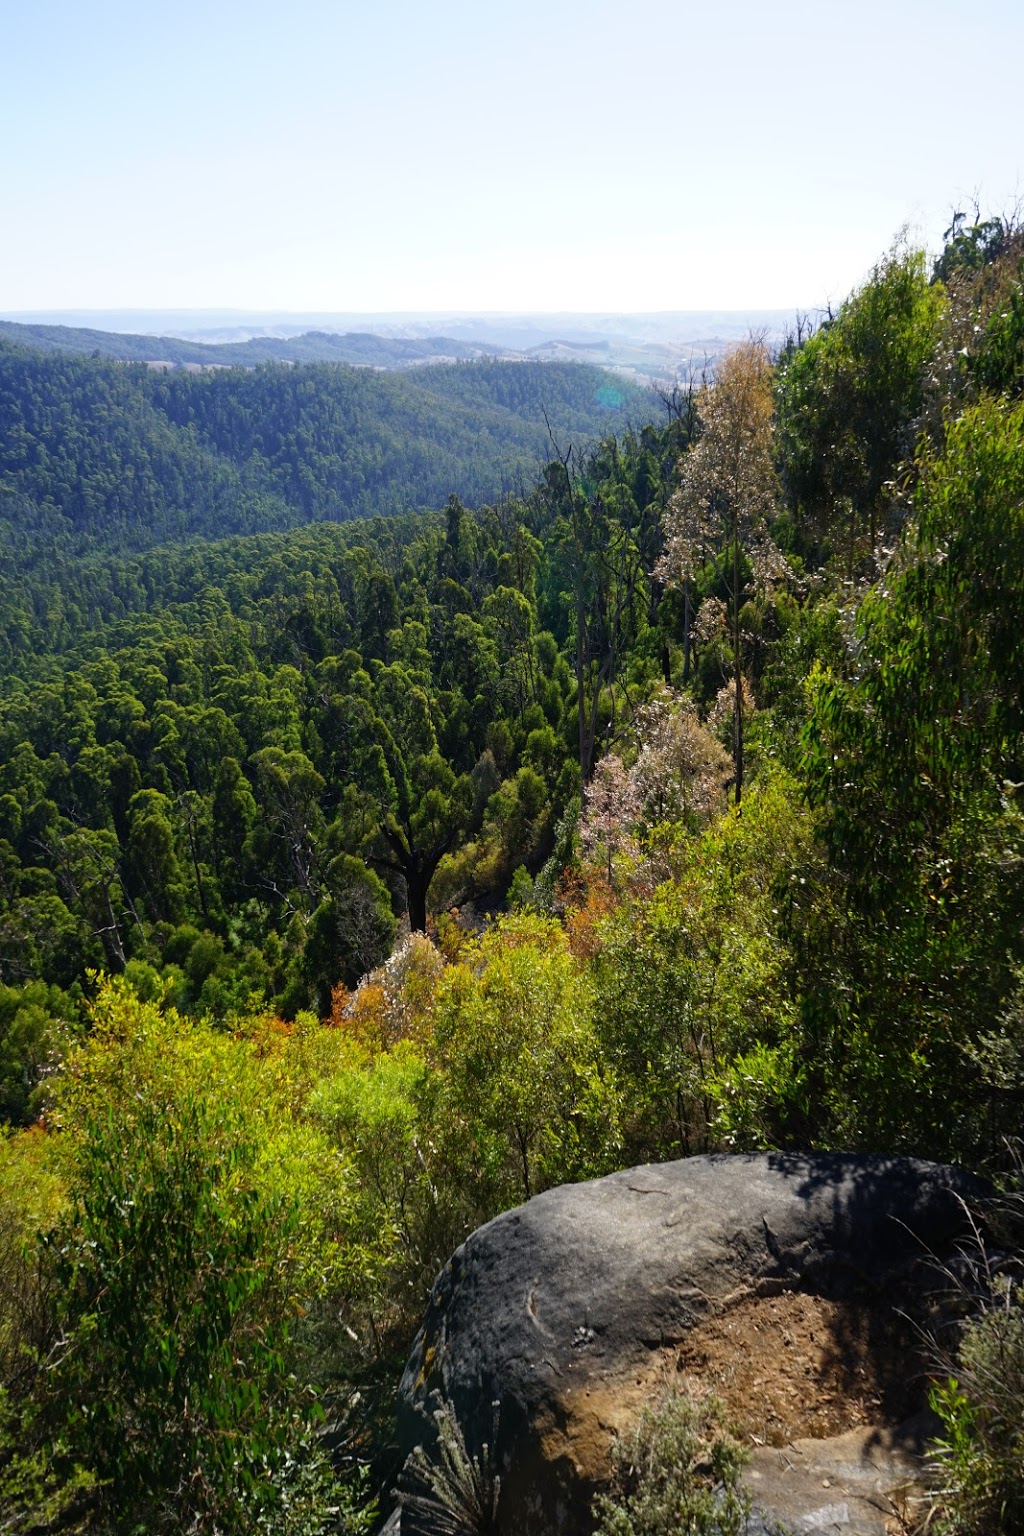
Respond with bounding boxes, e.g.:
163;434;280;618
247;746;327;905
775;240;944;568
540;436;667;784
123;788;186;923
797;396;1024;1154
303;854;397;1008
659;340;783;804
932;205;1018;283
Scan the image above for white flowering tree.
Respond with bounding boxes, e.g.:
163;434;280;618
580;691;731;882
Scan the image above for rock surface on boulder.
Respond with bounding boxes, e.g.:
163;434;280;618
396;1152;985;1535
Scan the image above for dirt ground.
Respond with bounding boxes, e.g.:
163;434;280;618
673;1286;933;1447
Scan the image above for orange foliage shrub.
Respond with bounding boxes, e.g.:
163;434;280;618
564;872;617;961
335;980;391;1055
233;1012;294;1058
328;933;446;1054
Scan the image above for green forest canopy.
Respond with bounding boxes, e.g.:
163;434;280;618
0;347;649;560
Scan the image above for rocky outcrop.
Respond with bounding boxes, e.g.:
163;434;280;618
395;1152;985;1535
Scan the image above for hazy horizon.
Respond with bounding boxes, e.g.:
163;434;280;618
0;306;802;337
0;306;805;385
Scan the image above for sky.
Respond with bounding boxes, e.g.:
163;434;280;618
2;0;1021;315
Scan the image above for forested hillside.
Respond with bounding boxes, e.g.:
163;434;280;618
2;217;1024;1535
0;347;645;559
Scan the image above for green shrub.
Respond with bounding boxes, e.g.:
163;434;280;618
591;1390;753;1536
433;913;620;1208
17;978;372;1535
930;1285;1024;1534
590;768;806;1161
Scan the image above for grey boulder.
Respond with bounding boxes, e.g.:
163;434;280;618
395;1152;985;1535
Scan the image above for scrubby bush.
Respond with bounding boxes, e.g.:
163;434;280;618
0;979;374;1535
432;913;621;1208
929;1272;1024;1533
591;1390;753;1536
590;766;807;1161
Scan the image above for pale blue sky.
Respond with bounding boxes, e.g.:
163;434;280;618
2;0;1021;312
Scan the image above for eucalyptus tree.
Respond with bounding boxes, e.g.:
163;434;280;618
775;240;944;569
659;340;784;803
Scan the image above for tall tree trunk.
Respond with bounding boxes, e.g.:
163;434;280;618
407;873;429;936
682;578;692;685
577;593;588;781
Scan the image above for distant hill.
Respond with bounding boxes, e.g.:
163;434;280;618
0;320;508;369
0;346;654;562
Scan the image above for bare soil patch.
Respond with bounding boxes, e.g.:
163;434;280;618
674;1286;931;1447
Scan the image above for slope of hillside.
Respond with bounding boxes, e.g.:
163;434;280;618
0;346;653;560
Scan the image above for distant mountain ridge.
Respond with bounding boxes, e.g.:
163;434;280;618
0;321;508;370
0;307;801;383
